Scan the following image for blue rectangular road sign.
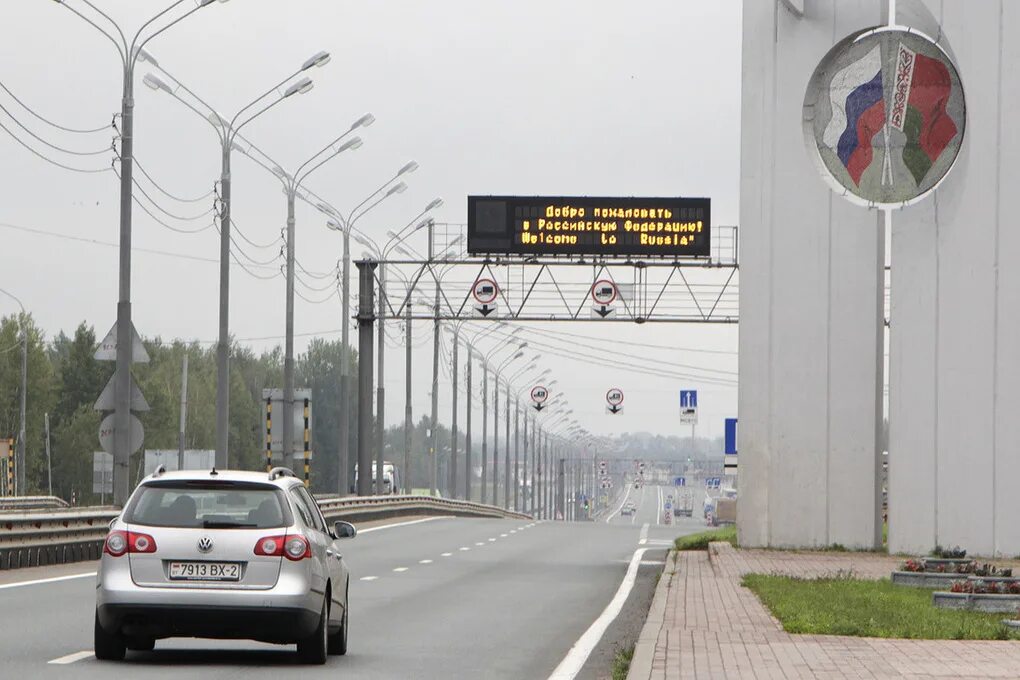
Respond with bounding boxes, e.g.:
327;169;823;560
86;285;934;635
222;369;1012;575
724;418;738;455
679;390;698;409
675;476;686;487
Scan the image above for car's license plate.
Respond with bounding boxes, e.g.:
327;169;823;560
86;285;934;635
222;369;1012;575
168;561;240;581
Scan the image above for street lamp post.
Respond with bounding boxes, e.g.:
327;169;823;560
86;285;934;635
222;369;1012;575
266;122;372;475
491;348;525;504
0;288;26;495
141;52;326;469
316;161;417;494
57;0;228;506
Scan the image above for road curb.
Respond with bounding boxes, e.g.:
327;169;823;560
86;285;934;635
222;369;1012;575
627;549;674;680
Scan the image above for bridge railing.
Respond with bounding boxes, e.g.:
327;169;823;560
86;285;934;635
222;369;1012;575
0;495;531;570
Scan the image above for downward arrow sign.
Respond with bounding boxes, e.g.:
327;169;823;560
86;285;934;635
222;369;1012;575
479;305;493;317
532;403;544;412
595;305;612;318
608;405;621;414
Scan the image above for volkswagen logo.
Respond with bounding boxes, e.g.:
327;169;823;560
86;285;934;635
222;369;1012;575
197;536;213;553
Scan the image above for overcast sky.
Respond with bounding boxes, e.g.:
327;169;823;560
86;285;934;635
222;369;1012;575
0;0;741;441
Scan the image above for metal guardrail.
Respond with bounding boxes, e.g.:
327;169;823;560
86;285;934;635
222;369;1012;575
0;495;531;570
0;496;72;512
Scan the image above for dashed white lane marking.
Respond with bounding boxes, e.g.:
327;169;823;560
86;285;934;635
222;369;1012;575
638;523;650;545
360;576;378;581
500;533;508;537
48;651;93;665
441;552;453;557
487;538;496;542
459;547;470;551
510;530;517;534
547;548;649;680
419;559;433;564
475;542;485;546
0;572;95;591
359;516;446;534
392;567;408;573
604;482;633;523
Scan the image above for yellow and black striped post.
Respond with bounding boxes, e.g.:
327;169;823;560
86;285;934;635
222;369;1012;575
6;439;13;496
303;398;311;487
265;398;273;472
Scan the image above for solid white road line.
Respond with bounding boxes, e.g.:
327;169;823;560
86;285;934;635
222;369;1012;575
360;576;379;581
638;523;649;545
359;516;447;534
656;486;662;526
48;650;93;665
547;548;649;680
0;571;95;591
604;481;633;523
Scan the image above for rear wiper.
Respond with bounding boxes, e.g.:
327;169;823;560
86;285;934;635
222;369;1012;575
201;521;257;528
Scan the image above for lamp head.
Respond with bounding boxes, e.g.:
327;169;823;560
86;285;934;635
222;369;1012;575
385;181;408;196
398;161;419;176
326;219;342;232
136;48;158;67
337;137;363;153
284;77;314;98
352;113;376;129
425;198;444;212
302;50;331;70
142;73;171;93
207;111;228;128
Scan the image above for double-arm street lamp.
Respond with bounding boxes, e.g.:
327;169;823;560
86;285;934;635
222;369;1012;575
55;0;229;505
141;50;327;468
315;163;417;494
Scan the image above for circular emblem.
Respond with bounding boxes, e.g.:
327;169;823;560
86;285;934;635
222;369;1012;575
606;388;624;406
803;26;965;207
197;536;213;553
471;278;498;305
530;385;549;404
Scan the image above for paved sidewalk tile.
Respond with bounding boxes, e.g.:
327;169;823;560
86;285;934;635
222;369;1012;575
641;543;1020;679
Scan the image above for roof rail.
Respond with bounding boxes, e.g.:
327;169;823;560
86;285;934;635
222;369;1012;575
268;467;297;481
151;464;166;478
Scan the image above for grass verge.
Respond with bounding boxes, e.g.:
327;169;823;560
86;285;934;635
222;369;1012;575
612;645;634;680
742;573;1019;640
674;525;737;551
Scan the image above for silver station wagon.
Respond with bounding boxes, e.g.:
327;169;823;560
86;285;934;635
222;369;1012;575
94;467;355;664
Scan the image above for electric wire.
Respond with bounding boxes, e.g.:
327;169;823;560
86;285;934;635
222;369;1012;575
0;117;111;173
229;218;282;250
295;285;339;305
0;98;112;155
0;78;111;134
134;157;214;203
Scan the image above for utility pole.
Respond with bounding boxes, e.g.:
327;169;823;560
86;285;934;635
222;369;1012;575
493;374;499;505
178;354;188;470
338;228;351;495
404;301;412;493
376;263;386;495
282;196;296;468
530;420;536;516
429;286;440;497
481;363;488;505
450;328;459;499
17;320;26;496
504;385;510;510
558;457;566;521
465;346;472;501
513;400;520;512
214;142;231;470
44;412;52;497
355;260;377;496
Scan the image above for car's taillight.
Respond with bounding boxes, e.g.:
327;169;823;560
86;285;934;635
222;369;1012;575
103;530;157;557
254;534;287;557
284;535;311;561
104;530;128;557
129;531;157;553
253;534;310;560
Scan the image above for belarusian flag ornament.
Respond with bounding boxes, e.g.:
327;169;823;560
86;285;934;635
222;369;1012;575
803;26;965;208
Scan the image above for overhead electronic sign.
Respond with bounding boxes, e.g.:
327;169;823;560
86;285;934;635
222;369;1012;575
468;196;711;257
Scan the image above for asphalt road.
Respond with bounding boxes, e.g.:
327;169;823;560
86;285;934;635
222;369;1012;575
0;503;703;679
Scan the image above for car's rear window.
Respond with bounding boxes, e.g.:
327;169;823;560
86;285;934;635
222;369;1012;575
124;481;291;529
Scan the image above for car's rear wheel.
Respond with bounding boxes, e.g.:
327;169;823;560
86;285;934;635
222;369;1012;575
328;582;349;655
297;599;328;665
94;611;126;661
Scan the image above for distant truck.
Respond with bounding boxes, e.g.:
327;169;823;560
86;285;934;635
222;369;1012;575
353;462;400;495
673;493;693;518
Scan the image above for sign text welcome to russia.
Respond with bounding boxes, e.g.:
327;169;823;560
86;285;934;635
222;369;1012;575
467;196;711;257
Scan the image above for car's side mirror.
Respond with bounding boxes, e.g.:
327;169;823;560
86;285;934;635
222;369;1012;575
334;521;357;539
